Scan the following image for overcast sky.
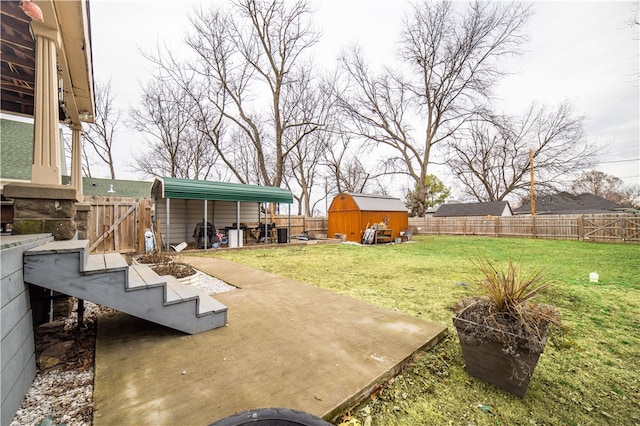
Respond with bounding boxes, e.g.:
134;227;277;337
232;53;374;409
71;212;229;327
88;0;639;197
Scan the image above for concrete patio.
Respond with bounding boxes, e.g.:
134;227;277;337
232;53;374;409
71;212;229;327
93;256;447;425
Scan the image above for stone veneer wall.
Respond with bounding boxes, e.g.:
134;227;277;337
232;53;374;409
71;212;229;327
1;234;54;425
74;203;91;241
3;183;78;241
2;183;80;325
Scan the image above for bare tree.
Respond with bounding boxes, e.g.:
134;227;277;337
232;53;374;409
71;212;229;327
83;80;121;179
130;78;220;180
322;130;382;195
62;129;93;178
180;0;323;188
336;0;532;216
622;184;640;208
283;69;333;215
447;102;596;201
286;130;326;215
571;170;631;205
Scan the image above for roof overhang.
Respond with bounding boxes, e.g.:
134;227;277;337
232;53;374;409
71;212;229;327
152;177;294;204
0;0;95;124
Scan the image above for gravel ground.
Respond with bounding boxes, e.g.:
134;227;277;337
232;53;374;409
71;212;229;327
10;271;235;426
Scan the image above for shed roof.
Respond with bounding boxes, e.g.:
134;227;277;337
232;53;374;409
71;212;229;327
433;201;512;217
346;193;407;212
151;177;293;204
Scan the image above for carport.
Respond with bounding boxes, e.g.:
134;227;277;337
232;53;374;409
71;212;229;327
151;177;293;249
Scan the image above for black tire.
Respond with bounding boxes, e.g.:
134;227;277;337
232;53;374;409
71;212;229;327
208;407;333;426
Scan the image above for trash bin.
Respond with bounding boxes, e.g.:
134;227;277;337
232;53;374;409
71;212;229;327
228;229;243;248
277;227;288;244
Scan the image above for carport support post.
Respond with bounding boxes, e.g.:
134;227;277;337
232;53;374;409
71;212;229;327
236;201;240;245
183;199;188;243
204;200;208;249
264;203;268;245
288;204;291;243
165;198;170;251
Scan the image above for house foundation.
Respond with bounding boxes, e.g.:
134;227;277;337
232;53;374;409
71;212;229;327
3;183;80;326
3;182;78;240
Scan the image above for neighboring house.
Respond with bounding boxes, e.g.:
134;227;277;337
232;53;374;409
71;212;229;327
0;118;153;200
514;192;627;215
433;201;512;217
81;177;153;199
0;117;67;187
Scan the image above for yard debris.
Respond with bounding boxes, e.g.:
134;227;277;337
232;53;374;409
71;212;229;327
37;340;73;370
171;242;188;252
477;404;494;415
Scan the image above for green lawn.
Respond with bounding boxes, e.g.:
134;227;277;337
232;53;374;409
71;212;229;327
199;236;640;425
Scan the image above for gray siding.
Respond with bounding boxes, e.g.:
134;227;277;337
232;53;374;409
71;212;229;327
1;234;53;426
154;199;262;246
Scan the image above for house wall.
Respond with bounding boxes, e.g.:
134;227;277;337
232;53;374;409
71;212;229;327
1;233;53;425
154;198;261;246
328;194;409;242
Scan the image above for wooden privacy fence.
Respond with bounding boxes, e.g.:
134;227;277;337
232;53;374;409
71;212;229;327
86;197;153;253
272;215;328;238
408;214;640;243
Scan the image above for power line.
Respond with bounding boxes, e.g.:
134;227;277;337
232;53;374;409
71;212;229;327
598;158;640;164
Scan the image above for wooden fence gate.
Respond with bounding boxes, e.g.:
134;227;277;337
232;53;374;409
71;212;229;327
86;197;152;253
581;215;640;242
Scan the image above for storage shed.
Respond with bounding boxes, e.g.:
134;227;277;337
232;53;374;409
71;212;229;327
151;177;293;249
328;193;409;243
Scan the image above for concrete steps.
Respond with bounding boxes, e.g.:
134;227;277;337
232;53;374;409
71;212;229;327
23;240;227;334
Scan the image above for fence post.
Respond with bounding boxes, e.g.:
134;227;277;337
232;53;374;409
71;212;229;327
577;215;584;241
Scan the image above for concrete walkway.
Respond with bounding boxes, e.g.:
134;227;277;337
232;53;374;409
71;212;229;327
93;256;447;425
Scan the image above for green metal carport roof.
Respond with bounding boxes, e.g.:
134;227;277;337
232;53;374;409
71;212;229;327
151;177;293;204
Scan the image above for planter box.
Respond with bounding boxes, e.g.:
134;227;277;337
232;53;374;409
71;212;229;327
454;318;545;397
177;271;199;286
458;338;541;397
134;259;199;287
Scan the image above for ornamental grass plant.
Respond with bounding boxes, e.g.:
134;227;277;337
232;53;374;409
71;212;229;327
451;259;561;353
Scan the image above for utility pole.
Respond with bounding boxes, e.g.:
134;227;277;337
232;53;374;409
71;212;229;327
530;149;536;216
325;177;328;216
